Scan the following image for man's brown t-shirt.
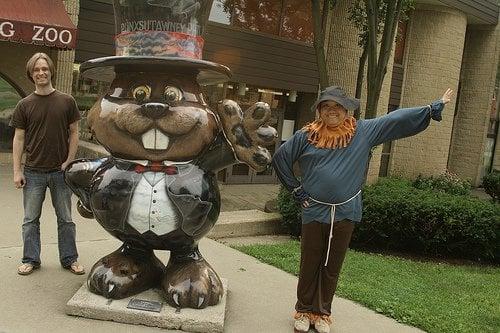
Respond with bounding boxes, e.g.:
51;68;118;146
10;90;81;171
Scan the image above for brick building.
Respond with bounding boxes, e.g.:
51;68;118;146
0;0;498;185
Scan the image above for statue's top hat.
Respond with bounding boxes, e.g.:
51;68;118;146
80;0;231;85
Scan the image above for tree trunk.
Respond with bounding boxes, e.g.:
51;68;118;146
312;0;330;89
364;0;404;119
354;45;368;119
365;0;379;119
314;42;329;90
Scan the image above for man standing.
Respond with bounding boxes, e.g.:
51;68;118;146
10;52;84;276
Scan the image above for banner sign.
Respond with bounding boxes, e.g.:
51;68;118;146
0;19;76;49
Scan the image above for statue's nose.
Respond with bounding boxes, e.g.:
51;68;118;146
140;103;168;119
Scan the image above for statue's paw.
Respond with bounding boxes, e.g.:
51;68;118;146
218;100;278;171
87;247;164;299
162;258;223;309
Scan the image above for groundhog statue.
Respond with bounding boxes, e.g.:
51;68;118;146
65;0;277;309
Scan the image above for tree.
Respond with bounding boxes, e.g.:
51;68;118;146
311;0;337;90
311;0;412;118
350;0;413;119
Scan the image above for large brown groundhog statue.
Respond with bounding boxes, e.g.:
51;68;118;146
65;71;277;309
64;0;277;309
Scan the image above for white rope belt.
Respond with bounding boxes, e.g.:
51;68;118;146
309;189;362;266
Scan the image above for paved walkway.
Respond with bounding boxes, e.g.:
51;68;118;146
0;163;424;333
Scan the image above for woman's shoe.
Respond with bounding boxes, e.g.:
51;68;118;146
313;314;332;333
293;312;311;332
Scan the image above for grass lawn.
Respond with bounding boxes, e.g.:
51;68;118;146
234;241;500;333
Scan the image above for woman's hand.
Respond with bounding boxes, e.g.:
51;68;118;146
441;88;454;104
292;186;310;208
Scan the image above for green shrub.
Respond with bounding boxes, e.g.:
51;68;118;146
482;170;500;203
412;171;471;195
75;95;99;111
277;186;302;238
354;178;499;262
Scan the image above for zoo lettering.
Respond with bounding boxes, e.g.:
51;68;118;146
121;20;200;35
0;21;73;45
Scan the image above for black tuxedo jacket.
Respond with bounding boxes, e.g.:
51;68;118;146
65;157;221;239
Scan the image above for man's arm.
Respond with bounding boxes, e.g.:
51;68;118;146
12;128;25;188
61;121;79;170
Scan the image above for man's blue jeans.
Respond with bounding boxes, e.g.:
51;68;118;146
22;169;78;267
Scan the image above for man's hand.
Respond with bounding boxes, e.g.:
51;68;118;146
441;88;453;104
13;170;25;189
61;161;70;171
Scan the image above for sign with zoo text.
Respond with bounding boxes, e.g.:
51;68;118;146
0;19;76;49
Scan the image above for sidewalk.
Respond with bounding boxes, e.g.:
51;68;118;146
0;163;424;333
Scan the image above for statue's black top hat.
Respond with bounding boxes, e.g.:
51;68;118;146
80;0;231;85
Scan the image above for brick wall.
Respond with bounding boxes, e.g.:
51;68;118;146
389;5;467;178
448;25;499;185
54;0;80;94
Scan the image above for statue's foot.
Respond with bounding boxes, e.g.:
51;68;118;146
87;244;164;299
162;249;223;309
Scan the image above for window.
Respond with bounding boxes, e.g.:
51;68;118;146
209;0;314;44
232;0;281;36
281;0;313;44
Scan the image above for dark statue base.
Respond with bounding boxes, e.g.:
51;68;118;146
66;279;228;333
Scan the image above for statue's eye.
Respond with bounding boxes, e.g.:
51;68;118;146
164;86;182;103
133;85;151;103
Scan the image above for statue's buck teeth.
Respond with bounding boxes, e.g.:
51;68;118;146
142;129;169;150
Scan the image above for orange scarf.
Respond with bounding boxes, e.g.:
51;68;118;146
303;116;357;149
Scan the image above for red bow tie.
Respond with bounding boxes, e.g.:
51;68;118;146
134;162;178;175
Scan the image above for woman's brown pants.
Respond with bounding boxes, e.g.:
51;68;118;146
295;220;355;316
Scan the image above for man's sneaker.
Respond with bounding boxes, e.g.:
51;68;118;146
293;312;311;332
313;314;332;333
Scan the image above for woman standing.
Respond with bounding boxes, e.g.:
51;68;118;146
272;86;453;333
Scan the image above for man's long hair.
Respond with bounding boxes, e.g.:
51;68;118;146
26;53;55;84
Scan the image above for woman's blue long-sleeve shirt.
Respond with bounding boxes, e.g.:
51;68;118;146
272;102;443;224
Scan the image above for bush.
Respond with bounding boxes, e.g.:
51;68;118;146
75;95;99;111
412;171;471;196
277;186;302;238
482;170;500;202
354;178;500;262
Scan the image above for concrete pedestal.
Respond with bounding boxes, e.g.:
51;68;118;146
66;279;228;333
